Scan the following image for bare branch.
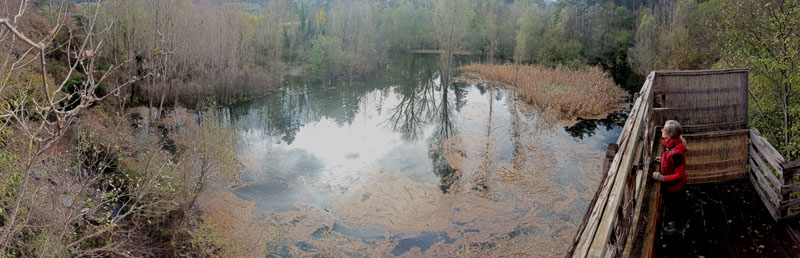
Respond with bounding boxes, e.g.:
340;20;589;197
0;19;44;50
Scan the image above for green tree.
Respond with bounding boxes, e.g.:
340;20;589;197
716;0;800;158
629;8;658;76
513;2;541;64
380;1;432;51
308;36;349;82
481;0;504;80
432;0;476;81
661;0;700;69
540;8;584;67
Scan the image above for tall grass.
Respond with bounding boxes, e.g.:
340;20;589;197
460;63;627;119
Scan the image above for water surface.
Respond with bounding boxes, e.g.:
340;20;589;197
213;54;624;257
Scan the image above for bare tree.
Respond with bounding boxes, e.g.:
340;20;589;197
0;0;143;254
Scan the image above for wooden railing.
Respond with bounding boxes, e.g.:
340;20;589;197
750;128;800;220
567;72;655;258
567;69;800;258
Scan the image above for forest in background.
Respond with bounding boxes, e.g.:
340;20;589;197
92;0;798;157
0;0;798;256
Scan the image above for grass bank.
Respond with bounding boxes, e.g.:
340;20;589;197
459;63;627;119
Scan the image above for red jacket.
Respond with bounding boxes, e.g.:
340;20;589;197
661;138;687;192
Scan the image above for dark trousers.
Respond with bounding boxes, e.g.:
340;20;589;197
661;187;689;227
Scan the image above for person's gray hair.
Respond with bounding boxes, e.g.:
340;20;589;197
664;120;688;149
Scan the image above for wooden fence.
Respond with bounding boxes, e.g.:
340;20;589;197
566;71;656;258
749;128;800;220
566;69;800;258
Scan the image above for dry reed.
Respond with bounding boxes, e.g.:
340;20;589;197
459;63;627;119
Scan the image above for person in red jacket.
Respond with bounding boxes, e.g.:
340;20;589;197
652;120;689;234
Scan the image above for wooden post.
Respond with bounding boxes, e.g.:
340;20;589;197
743;70;750;127
780;161;800;218
603;144;620;174
781;171;791;218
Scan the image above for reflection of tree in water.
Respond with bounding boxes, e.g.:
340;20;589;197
563;109;628;140
385;57;438;141
380;55;465;193
228;53;469;192
474;83;495;192
230;85;314;145
229;55;438;145
428;79;459;193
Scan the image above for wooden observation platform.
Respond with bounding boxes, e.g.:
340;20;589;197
567;69;800;258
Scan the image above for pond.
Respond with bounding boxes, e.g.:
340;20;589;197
205;54;625;257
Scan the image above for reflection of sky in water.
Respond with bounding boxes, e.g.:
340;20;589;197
219;54;624;256
234;88;441;183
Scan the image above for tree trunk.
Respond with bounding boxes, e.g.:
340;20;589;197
514;60;519;90
783;79;791;159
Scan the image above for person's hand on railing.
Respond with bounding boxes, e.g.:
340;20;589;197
652;172;665;181
655;157;661;163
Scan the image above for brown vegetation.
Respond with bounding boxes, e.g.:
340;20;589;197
0;101;241;256
410;49;472;55
459;63;627;119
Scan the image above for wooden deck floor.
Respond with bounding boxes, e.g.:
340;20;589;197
655;179;800;258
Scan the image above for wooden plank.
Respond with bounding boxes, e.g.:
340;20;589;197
574;76;648;258
781;160;800;177
687;170;747;183
653;69;749;76
683;129;751;138
594;92;650;257
782;183;800;195
686;168;748;179
690;175;745;184
573;113;636;256
750;146;783;189
621;131;660;258
626;132;664;258
781;210;800;220
631;168;647;216
685;158;748;171
653;109;743;126
633;169;645;202
742;70;749;125
687;168;748;178
654;87;742;95
615;143;647;254
687;168;748;184
781;158;799;219
686;147;749;159
572;115;635;256
782;160;800;170
752;145;786;178
780;198;800;210
785;167;800;177
566;143;619;257
653;104;744;114
750;128;787;175
587;73;654;258
572;86;646;258
639;181;661;258
751;135;783;165
573;73;655;258
686;146;750;159
749;171;780;221
603;249;614;258
780;158;794;218
679;122;748;133
750;158;781;207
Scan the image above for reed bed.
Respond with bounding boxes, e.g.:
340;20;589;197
459;63;627;119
